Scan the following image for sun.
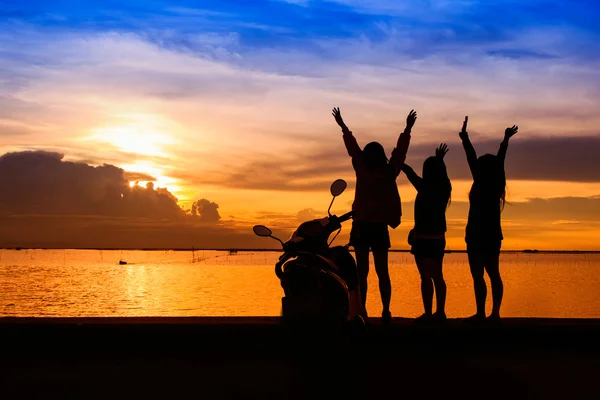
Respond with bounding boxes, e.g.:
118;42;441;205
120;161;185;199
88;126;174;157
83;114;188;199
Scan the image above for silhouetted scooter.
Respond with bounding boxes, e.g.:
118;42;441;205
253;179;365;329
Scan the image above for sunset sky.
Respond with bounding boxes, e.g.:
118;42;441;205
1;0;600;250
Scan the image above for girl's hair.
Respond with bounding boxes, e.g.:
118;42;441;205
470;154;507;210
422;156;452;209
363;142;388;171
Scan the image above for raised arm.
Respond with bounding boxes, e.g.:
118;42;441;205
401;144;448;191
390;109;417;174
459;116;477;178
400;163;423;191
332;107;361;157
497;125;518;163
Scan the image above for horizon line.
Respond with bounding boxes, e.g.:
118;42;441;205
2;248;600;254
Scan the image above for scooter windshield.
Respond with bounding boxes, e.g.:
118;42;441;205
291;220;325;241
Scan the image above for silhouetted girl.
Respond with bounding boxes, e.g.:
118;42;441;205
402;144;451;322
459;116;518;321
332;107;417;323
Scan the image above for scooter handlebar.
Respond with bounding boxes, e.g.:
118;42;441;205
338;211;354;223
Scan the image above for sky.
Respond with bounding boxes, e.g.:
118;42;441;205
1;0;600;250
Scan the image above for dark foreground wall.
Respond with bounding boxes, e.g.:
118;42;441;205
1;317;599;400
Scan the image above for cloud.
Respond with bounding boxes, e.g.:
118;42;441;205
297;208;322;222
0;123;32;137
244;195;600;250
178;149;352;192
191;198;221;222
124;171;157;182
177;134;600;193
0;151;244;248
396;196;600;250
502;196;600;222
0;0;599;251
404;135;600;183
417;196;600;225
0;150;184;218
1;17;599;155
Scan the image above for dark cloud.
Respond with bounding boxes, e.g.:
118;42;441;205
186;133;600;191
0;150;183;218
191;198;221;222
0;151;235;248
181;135;600;193
387;134;600;183
2;149;599;249
409;135;600;183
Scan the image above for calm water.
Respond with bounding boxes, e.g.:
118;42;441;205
0;249;599;318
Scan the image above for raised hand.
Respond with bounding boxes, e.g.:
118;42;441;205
406;109;417;130
459;116;469;140
505;125;518;139
332;107;348;131
435;143;449;159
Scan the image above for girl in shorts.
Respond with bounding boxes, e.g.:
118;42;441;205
459;116;518;321
402;144;451;322
332;107;417;323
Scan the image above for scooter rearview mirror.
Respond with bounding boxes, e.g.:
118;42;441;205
252;225;286;247
330;179;347;197
253;225;272;237
328;179;347;216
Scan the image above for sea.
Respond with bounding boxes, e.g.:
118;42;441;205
0;249;598;318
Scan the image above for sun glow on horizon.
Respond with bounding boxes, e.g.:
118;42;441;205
121;161;183;198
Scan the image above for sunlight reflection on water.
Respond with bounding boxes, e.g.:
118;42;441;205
0;250;598;318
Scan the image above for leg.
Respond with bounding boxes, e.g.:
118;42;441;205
415;255;433;316
430;254;447;317
484;252;503;319
372;247;391;314
354;246;370;312
467;250;486;318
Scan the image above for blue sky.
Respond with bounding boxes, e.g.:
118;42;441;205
2;0;599;61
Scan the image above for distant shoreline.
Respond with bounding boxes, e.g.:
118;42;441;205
2;247;599;254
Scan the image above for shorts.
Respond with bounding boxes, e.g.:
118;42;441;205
466;240;502;255
410;237;446;258
349;220;391;250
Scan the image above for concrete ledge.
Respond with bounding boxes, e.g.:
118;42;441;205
1;317;599;355
2;315;599;326
1;317;598;399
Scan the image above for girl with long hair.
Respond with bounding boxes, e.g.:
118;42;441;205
332;107;417;323
402;144;452;322
459;116;518;321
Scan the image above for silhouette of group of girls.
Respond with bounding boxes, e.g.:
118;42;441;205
332;108;518;323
